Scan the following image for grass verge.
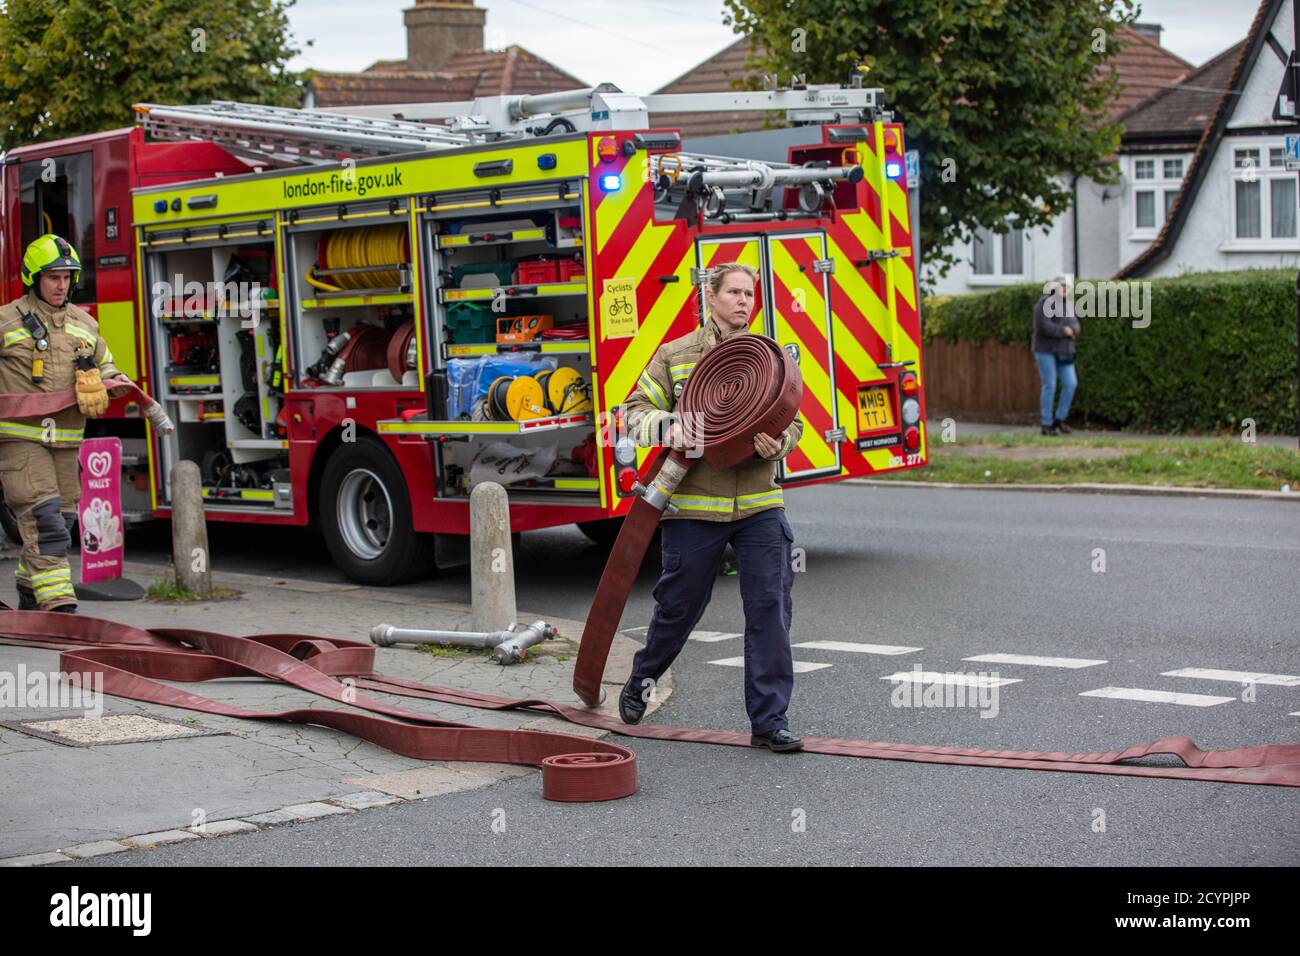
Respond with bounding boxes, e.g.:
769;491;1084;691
885;435;1300;490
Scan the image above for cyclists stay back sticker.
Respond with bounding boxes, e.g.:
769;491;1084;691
601;278;638;339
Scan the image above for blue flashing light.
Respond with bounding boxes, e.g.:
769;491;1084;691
599;173;622;192
885;161;904;180
537;153;557;170
154;199;168;213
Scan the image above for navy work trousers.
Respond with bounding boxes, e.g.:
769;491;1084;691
629;507;796;736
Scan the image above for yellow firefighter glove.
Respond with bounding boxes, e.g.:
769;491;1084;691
75;367;111;418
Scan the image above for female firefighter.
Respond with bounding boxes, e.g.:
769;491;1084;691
618;262;805;752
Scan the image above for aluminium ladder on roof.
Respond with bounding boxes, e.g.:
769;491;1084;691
134;93;865;193
134;100;479;166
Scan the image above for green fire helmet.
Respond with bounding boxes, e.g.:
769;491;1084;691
21;234;81;287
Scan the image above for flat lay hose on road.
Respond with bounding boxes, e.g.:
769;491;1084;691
1;336;1297;794
0;611;1297;793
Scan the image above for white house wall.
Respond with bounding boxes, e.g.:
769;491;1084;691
1076;176;1122;277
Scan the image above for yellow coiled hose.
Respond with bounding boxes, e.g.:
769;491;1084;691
305;224;409;292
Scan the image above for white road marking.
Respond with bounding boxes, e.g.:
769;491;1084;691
881;671;1021;688
963;653;1106;669
794;641;922;655
689;631;742;643
1079;687;1234;707
1160;668;1300;687
623;626;648;635
708;657;832;674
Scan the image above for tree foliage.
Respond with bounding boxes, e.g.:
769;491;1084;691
0;0;303;150
722;0;1140;280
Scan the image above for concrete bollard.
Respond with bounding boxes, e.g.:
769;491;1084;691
170;460;212;596
470;481;516;633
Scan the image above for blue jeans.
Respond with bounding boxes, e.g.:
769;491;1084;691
630;508;796;736
1034;352;1077;427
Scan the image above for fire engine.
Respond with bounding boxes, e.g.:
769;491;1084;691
0;83;927;584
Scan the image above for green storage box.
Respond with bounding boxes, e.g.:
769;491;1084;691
445;302;495;344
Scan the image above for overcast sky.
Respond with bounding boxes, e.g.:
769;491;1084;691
285;0;1263;94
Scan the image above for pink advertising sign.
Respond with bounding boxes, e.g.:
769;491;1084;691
78;437;124;584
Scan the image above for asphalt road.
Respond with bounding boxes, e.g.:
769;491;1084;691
91;484;1299;865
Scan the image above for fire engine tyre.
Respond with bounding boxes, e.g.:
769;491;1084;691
319;439;435;586
577;517;624;548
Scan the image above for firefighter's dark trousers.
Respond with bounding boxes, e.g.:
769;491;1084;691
0;441;79;609
629;507;796;736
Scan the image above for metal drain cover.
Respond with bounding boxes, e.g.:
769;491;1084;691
0;713;224;747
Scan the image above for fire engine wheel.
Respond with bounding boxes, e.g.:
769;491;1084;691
577;517;624;548
319;440;435;585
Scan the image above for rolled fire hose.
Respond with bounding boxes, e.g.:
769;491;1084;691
0;374;174;434
1;610;1296;797
572;334;802;707
386;320;418;382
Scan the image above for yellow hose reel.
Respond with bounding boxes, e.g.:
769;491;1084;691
306;224;409;293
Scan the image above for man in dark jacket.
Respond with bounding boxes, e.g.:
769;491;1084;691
1032;275;1080;435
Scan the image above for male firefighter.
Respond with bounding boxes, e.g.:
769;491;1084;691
0;235;116;612
618;262;805;752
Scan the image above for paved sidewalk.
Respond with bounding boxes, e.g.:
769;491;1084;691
0;557;662;865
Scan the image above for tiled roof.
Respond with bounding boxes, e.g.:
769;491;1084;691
650;37;778;139
1119;41;1243;143
649;26;1191;140
1106;26;1193;119
307;46;586;108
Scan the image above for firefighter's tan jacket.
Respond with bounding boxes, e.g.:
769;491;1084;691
623;318;802;522
0;292;119;447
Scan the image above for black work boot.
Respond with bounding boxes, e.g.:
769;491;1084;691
16;584;37;610
50;604;78;614
619;677;649;725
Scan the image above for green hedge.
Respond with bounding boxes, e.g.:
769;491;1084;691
923;270;1299;434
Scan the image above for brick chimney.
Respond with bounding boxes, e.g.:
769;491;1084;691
404;0;485;71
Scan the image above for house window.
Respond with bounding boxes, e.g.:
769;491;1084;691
1130;154;1186;234
971;224;1024;277
1232;145;1298;241
1136;191;1156;228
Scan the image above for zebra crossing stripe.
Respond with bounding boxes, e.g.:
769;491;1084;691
1079;687;1234;707
708;657;832;674
795;641;921;655
689;631;742;643
881;671;1020;688
1160;668;1300;687
963;653;1107;669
